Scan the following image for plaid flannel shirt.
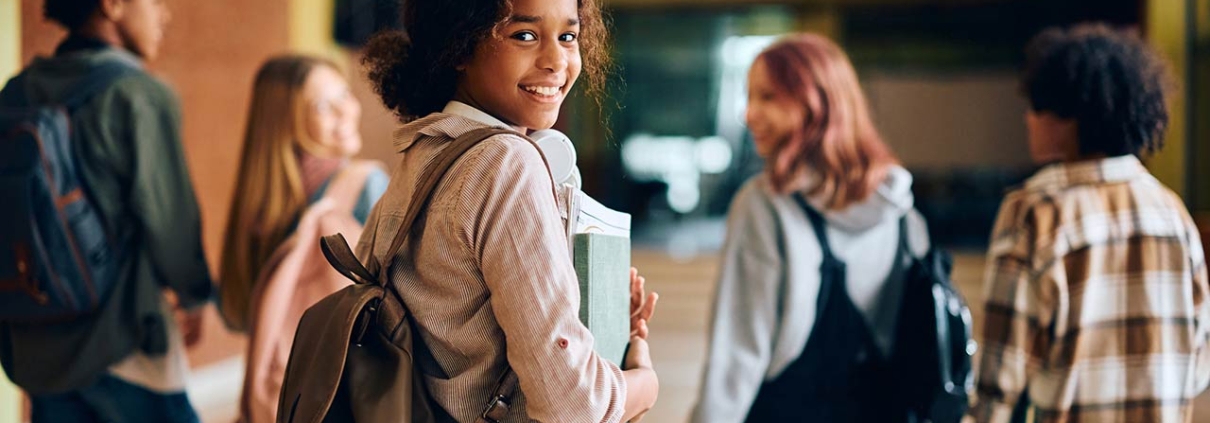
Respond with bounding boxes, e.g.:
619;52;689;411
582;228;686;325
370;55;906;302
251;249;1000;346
970;155;1210;423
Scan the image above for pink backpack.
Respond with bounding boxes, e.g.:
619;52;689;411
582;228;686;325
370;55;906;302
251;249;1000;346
239;161;384;423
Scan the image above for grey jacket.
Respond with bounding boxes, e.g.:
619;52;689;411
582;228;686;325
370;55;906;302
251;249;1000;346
691;167;930;423
0;39;212;394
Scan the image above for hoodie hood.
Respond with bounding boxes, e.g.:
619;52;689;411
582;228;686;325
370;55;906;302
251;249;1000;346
12;46;143;105
801;165;915;232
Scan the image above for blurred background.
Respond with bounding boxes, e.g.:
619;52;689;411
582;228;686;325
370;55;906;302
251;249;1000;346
2;0;1209;421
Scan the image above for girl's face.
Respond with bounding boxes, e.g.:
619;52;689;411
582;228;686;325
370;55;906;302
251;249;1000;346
746;58;805;159
303;65;362;157
456;0;583;132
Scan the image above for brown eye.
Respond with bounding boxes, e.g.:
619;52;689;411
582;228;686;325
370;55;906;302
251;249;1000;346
559;33;577;43
512;32;537;42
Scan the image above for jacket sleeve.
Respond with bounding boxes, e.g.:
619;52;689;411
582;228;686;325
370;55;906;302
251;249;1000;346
120;77;213;309
690;181;784;423
1184;213;1210;393
969;199;1051;423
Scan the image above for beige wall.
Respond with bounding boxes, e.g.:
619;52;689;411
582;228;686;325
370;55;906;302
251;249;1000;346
0;0;19;404
1145;0;1189;198
864;71;1033;170
3;3;22;422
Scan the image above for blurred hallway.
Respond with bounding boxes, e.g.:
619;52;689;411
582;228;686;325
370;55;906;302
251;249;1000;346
4;0;1208;421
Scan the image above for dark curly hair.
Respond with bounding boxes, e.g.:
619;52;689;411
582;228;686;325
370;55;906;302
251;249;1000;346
1021;23;1173;157
45;0;102;30
363;0;611;121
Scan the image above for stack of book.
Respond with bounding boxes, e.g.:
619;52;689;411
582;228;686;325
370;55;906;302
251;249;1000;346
568;192;631;365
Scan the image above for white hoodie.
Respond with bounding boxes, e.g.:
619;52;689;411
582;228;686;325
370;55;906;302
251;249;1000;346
690;166;930;423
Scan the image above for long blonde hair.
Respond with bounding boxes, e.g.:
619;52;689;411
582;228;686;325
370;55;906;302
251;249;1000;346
219;55;341;331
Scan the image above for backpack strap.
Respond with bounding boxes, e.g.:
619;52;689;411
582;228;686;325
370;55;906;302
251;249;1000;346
322;160;383;214
478;369;520;423
371;127;531;275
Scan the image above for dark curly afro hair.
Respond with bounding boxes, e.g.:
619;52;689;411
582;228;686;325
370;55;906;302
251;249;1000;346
362;0;611;121
44;0;102;30
1022;23;1173;157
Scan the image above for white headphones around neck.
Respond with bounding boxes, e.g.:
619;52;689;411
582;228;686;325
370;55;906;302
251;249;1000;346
530;128;581;189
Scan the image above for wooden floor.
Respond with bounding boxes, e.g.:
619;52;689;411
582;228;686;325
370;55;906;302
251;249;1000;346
183;248;1210;423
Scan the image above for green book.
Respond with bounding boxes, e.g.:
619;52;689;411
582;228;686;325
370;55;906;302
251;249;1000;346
573;233;630;365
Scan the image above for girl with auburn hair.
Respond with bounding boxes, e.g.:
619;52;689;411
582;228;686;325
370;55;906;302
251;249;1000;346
691;33;932;422
351;0;660;420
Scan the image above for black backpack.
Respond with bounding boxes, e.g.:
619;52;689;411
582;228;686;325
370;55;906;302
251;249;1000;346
892;216;976;423
797;197;975;423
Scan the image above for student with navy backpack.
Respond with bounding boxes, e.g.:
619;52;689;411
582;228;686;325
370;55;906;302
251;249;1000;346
0;0;212;421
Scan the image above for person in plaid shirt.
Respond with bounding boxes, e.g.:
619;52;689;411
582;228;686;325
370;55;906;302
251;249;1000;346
970;23;1210;423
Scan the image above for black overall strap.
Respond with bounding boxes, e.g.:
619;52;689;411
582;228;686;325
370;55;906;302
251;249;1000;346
897;213;913;257
792;194;844;322
793;194;837;260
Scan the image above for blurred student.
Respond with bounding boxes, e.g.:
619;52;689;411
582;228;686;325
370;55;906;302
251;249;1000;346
970;23;1210;423
0;0;212;421
691;34;933;422
217;55;388;423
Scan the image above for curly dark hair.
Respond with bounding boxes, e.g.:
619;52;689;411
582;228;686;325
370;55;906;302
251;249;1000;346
1021;23;1173;157
363;0;611;121
45;0;102;30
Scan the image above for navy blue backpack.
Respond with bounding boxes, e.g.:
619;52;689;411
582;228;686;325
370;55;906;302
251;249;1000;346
0;63;134;322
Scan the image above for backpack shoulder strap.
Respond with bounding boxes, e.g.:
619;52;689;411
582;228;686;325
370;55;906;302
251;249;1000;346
371;127;520;275
319;128;516;286
322;160;383;214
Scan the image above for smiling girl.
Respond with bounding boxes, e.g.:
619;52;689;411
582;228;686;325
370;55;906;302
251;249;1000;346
691;34;932;422
357;0;658;421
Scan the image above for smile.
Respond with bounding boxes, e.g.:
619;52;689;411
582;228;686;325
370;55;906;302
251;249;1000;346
521;85;563;97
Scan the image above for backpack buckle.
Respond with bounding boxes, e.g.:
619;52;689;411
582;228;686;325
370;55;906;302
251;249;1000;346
479;395;509;423
3;244;47;304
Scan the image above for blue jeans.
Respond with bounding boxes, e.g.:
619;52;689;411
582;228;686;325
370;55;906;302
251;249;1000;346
30;374;200;423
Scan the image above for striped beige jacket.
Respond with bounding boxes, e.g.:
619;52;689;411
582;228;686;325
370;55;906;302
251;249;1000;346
356;112;626;422
970;155;1210;423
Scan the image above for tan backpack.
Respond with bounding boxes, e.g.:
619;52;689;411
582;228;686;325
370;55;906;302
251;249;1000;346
240;161;383;423
277;128;522;423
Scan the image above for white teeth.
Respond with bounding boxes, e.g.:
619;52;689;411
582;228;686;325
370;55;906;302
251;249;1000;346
524;86;560;96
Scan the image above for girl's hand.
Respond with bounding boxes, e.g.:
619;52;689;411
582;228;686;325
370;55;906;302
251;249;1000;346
629;267;659;339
